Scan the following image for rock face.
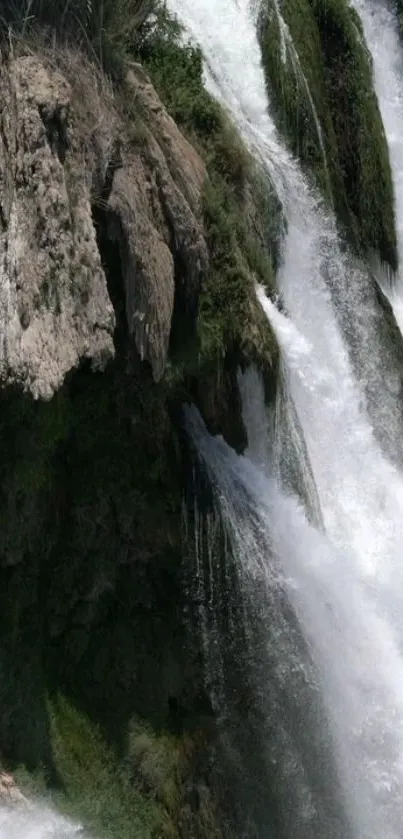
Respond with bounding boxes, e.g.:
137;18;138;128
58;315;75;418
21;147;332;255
106;65;208;381
0;56;115;398
0;53;208;394
0;772;27;806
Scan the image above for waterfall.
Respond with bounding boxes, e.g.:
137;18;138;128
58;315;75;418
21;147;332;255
238;366;323;526
169;0;403;835
166;0;403;473
185;409;354;839
0;801;85;839
350;0;403;326
270;0;331;190
167;0;403;591
185;405;403;839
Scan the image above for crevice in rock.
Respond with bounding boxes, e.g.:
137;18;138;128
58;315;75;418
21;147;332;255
169;246;199;358
151;170;201;360
91;143;127;350
38;105;68;165
92;204;128;355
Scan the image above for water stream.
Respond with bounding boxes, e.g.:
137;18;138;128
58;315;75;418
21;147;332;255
168;0;403;835
185;405;403;839
0;801;85;839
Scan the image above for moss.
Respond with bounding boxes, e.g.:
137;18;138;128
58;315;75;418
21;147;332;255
392;1;403;33
12;694;232;839
258;0;397;269
48;697;169;839
14;699;178;839
197;180;278;369
258;0;334;199
139;9;281;402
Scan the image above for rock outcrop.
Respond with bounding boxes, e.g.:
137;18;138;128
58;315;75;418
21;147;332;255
0;772;27;807
0;56;115;398
106;65;208;381
0;34;276;839
0;52;208;393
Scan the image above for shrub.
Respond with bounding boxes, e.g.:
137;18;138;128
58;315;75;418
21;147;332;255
48;696;167;839
0;0;155;76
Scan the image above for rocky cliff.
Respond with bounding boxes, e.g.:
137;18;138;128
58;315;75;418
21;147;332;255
0;51;209;394
0;14;279;839
258;0;397;270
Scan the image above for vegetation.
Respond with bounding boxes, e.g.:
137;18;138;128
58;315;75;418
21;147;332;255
0;358;227;835
13;697;221;839
0;0;155;76
2;0;280;392
258;0;397;270
49;698;174;839
138;15;281;389
393;0;403;33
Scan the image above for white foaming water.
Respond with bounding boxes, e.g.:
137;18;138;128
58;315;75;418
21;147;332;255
186;406;403;839
167;0;403;583
257;286;403;588
0;802;86;839
168;0;403;834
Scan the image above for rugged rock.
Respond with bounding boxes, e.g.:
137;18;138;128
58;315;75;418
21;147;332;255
0;35;276;839
0;55;115;398
126;63;206;214
0;772;27;807
105;65;208;380
0;53;208;392
258;0;397;270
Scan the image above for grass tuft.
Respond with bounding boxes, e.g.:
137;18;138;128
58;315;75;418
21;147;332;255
0;0;156;77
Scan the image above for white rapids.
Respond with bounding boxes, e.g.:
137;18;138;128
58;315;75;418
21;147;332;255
0;801;86;839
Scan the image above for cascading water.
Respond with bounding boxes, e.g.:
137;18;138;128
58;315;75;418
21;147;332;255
185;405;403;839
185;410;354;839
167;0;403;470
238;366;323;526
0;801;85;839
350;0;403;327
167;0;403;835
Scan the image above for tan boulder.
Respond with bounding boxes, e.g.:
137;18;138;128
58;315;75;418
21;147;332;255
0;772;28;807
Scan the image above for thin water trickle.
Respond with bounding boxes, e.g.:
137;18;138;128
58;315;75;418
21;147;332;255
350;0;403;325
270;0;330;187
350;0;403;257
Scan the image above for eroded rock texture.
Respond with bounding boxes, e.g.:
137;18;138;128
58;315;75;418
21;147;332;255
0;56;115;397
0;54;208;393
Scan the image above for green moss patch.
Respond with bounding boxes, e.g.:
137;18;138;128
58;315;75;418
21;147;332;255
49;698;169;839
259;0;397;269
139;10;281;395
